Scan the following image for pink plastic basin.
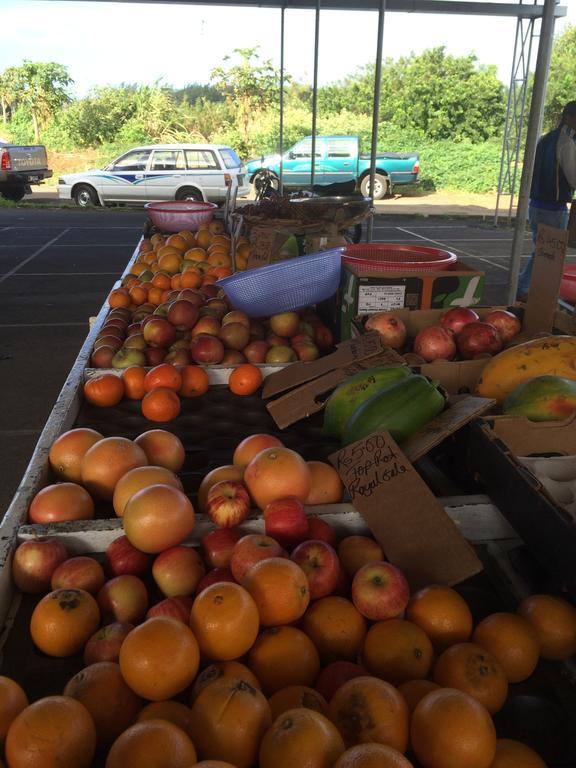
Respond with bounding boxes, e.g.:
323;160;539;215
144;200;218;233
560;266;576;304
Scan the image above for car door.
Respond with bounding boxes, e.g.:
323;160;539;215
183;149;224;201
282;138;323;187
323;137;357;184
101;149;151;201
145;149;187;201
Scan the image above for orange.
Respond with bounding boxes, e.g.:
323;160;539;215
30;588;100;657
137;700;195;740
432;642;508;714
244;446;312;509
362;618;434;686
151;270;172;289
112;465;183;517
198;465;245;512
144;363;183;393
105;719;197;768
84;374;125;407
233;434;284;468
301;596;367;664
190;661;261;703
411;687;496;768
406;584;473;653
490;738;548;767
141;387;181;422
196;229;212;249
334;744;415;768
123;484;195;554
81;436;148;501
242;557;310;626
5;696;96;768
48;427;103;483
228;364;263;396
472;612;541;683
179;365;210;397
119;616;200;701
248;626;320;695
180;269;203;289
63;661;142;748
305;461;344;505
184;247;207;262
134;429;186;472
190;582;260;661
28;482;94;524
0;676;28;746
122;366;147;400
329;676;409;752
194;762;238;768
259;708;345;768
268;685;328;720
150;233;166;248
190;677;271;767
158;252;182;275
397;679;440;714
517;593;576;661
129;284;149;306
108;287;131;308
166;233;189;252
170;273;183;291
337;536;385;579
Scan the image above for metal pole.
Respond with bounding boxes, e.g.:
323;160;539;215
310;0;320;190
507;0;557;303
367;0;386;242
279;3;285;195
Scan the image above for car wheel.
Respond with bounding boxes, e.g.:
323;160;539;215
360;173;390;201
0;184;26;202
176;187;203;202
74;184;99;207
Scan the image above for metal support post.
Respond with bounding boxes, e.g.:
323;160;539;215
279;3;286;195
310;0;320;190
367;0;386;243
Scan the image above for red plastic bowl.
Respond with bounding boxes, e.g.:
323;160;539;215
144;200;218;233
560;266;576;304
343;244;458;275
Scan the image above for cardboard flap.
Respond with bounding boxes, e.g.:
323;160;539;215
261;332;388;399
486;411;576;457
523;225;569;336
329;432;482;589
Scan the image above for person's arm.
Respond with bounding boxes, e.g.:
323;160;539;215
558;127;576;189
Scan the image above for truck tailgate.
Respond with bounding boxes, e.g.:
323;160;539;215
2;145;49;172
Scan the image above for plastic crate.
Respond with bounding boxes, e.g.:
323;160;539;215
343;244;458;276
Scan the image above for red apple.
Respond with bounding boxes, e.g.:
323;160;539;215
483;310;522;342
192;316;221;337
178;289;204;307
50;556;106;594
413;326;456;362
291;337;320;362
290;540;340;600
142;317;177;348
97;574;149;624
364;312;407;350
144;346;167;367
83;622;134;665
105;535;152;577
90;345;116;368
202;527;245;569
205;298;229;317
200;284;220;299
243;340;270;364
207;480;251;528
102;318;128;333
146;595;194;624
313;324;334;353
221;350;247;365
315;661;368;702
337;536;385;580
439;307;480;335
249;321;267;340
111;347;147;369
132;304;154;322
333;564;351;598
167;299;200;331
151;303;171;319
126;322;142;337
456;321;503;360
164;348;192;366
190;333;225;364
219;322;251;351
270;312;300;338
266;346;297;364
94;334;123;351
195;567;236;594
263;497;310;550
307;517;337;547
152;545;206;597
351;561;410;621
222;311;250;329
12;538;68;594
122;333;146;350
229;534;285;583
266;333;290;348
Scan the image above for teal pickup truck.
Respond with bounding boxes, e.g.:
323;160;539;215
245;135;419;200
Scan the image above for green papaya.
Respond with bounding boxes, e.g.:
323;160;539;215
342;374;445;446
323;365;413;439
502;375;576;421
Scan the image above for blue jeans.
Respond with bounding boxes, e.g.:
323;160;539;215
517;205;569;297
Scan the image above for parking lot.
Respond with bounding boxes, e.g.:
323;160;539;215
1;205;573;515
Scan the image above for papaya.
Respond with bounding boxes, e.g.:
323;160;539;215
342;374;445;446
323;365;412;439
476;335;576;403
503;375;576;421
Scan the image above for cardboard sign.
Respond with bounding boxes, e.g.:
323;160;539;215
330;432;482;589
523;224;569;337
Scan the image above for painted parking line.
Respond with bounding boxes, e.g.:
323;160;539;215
0;229;70;284
395;226;509;272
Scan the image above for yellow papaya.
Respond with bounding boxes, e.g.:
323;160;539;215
476;335;576;403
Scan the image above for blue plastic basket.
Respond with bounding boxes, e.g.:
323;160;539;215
216;248;344;317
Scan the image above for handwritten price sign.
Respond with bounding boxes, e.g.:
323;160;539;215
334;434;409;500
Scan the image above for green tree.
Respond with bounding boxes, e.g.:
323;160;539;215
0;67;19;125
544;24;576;130
15;61;72;141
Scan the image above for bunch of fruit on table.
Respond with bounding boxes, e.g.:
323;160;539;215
7;430;575;766
365;308;523;363
93;296;334;370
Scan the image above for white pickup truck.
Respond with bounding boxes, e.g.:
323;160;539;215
0;143;53;201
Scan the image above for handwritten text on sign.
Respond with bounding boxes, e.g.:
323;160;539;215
335;433;408;501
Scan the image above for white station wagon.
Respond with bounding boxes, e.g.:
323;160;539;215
57;143;250;207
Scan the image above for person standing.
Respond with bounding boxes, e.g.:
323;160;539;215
517;100;576;299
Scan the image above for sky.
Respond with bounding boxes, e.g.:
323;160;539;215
0;0;574;97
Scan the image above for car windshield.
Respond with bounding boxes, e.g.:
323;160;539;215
220;148;242;169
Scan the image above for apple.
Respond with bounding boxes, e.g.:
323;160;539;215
145;347;167;366
50;556;106;594
190;333;225;364
413;326;457;362
151;303;171;319
266;333;290;348
229;534;285;582
112;347;147;369
90;345;116;368
266;346;298;364
195;566;236;594
270;312;300;338
221;350;246;365
170;338;191;351
456;321;503;359
440;307;480;336
12;538;68;594
205;299;229;318
123;333;147;350
263;497;310;550
291;336;320;362
152;545;206;597
146;595;194;624
202;527;245;569
290;539;340;599
315;661;368;702
83;622;134;665
178;289;204;307
483;310;522;343
337;535;385;579
126;322;142;337
192;316;221;337
164;348;192;366
313;325;334;353
105;535;153;577
249;321;267;340
132;304;154;322
94;334;122;351
207;480;252;528
102;318;128;333
351;560;410;621
219;322;250;351
243;340;270;364
222;311;250;329
307;517;337;547
200;284;220;299
364;312;407;350
333;564;351;598
167;300;200;331
97;574;149;624
143;317;177;348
